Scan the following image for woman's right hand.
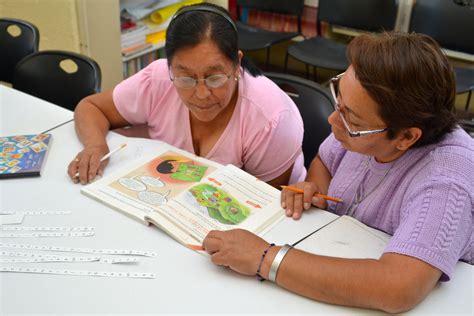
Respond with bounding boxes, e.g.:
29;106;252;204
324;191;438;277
281;182;328;220
67;144;110;185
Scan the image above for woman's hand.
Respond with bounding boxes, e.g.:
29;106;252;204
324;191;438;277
203;229;270;276
67;144;109;184
281;182;328;220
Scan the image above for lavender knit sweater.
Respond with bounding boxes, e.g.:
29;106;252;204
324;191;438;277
319;128;473;280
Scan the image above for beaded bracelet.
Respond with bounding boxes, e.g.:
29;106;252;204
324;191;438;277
256;243;275;282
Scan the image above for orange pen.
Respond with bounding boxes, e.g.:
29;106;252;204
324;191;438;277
281;185;343;203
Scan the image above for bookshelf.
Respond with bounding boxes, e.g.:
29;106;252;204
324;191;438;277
120;0;228;78
122;42;166;78
120;0;192;78
123;42;165;62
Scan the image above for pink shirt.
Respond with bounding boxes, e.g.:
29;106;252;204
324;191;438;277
113;59;306;183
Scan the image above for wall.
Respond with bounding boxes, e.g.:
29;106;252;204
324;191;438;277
76;0;122;90
0;0;123;90
0;0;81;52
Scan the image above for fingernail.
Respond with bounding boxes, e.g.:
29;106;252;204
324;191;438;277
286;209;292;216
312;197;320;204
281;202;286;208
304;202;310;210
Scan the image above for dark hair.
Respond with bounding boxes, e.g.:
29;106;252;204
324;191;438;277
157;160;176;174
347;32;457;147
165;3;261;77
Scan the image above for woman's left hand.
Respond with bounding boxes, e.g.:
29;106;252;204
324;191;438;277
203;229;270;276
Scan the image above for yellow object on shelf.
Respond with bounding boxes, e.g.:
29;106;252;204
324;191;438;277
146;30;166;45
149;0;203;24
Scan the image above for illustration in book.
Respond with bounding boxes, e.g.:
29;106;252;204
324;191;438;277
186;183;250;225
108;151;217;207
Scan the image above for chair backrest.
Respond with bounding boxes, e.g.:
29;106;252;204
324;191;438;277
318;0;398;34
236;0;305;16
0;18;39;83
265;72;333;169
12;50;101;111
236;0;305;32
409;0;474;54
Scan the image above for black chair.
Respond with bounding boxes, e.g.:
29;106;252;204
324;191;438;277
409;0;474;111
12;50;101;111
0;18;39;83
266;72;334;168
285;0;398;80
454;68;474;111
236;0;305;69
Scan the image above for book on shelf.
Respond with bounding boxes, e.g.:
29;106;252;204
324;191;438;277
121;24;149;47
122;46;165;78
81;140;285;249
0;134;52;179
122;42;153;57
121;0;183;21
120;0;204;77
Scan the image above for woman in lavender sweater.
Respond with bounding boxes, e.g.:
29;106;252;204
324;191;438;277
202;32;473;313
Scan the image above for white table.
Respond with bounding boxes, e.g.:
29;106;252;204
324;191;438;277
0;85;73;135
0;104;472;314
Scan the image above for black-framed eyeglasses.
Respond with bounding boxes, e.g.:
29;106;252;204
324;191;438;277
169;70;234;90
329;72;388;138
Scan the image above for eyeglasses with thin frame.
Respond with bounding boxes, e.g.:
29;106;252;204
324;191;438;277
329;72;388;138
169;70;235;90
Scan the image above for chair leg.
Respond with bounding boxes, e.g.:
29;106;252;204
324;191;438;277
313;66;317;82
306;64;309;79
465;90;472;112
265;47;270;70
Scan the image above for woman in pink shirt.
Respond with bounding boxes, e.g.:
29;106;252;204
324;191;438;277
68;4;305;186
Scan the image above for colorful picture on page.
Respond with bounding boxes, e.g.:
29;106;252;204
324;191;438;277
108;151;216;207
186;183;251;225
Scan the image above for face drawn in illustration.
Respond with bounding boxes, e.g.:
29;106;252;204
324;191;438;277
188;184;250;225
156;159;208;182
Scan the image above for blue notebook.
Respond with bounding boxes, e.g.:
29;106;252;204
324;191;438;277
0;134;52;179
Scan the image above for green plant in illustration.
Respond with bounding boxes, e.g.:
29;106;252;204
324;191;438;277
189;183;250;225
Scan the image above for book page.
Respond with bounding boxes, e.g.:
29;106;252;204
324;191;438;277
295;215;391;259
81;143;222;224
145;164;285;244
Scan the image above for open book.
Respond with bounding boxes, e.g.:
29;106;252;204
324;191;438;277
81;141;285;248
295;215;391;259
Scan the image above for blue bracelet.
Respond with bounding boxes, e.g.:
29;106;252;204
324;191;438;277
256;243;275;282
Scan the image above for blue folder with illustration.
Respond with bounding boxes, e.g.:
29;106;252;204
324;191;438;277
0;134;52;178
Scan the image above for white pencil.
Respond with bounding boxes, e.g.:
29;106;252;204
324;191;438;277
74;143;127;178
